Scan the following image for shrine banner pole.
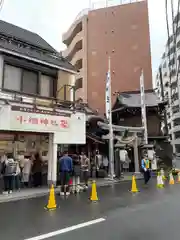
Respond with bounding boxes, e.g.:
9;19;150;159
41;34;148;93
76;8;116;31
106;56;115;179
140;69;148;145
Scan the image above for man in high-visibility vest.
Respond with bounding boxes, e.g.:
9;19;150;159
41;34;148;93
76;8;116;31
141;155;151;185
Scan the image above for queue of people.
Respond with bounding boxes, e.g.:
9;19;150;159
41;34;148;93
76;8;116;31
0;150;110;195
58;151;110;195
0;152;43;194
58;152;91;196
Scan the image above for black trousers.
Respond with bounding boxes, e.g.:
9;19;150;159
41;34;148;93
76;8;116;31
4;175;14;192
143;170;151;184
60;172;70;192
33;172;42;187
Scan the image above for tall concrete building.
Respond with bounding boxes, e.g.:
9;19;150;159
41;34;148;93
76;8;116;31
62;0;152;114
155;12;180;158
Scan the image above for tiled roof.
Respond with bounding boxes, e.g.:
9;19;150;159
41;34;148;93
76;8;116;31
117;90;161;107
0;20;75;71
0;20;56;52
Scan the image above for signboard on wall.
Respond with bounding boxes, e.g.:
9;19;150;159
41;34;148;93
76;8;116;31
10;106;71;133
54;113;86;144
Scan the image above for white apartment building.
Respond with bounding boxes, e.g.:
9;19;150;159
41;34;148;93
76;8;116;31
155;13;180;158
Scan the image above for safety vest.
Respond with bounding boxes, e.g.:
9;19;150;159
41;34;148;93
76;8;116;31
143;159;150;169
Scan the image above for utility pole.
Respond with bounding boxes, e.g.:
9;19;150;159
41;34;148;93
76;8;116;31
105;56;114;179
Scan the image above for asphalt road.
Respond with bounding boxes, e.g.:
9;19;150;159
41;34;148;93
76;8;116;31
0;179;180;240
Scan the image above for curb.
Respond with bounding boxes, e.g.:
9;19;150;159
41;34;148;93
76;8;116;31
0;178;144;203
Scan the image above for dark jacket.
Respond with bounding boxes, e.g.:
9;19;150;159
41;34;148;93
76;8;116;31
32;159;42;173
59;156;73;172
73;155;81;177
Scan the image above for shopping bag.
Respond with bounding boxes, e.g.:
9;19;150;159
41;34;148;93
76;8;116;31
69;178;73;185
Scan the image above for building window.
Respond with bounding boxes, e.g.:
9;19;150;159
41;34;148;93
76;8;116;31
40;74;53;97
168;46;176;56
163;61;167;68
3;63;55;98
3;65;21;91
22;70;38;94
169;57;175;66
177;40;180;49
167;35;173;45
75;78;83;90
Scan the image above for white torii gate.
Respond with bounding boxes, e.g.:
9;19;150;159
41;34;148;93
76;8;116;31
98;121;145;172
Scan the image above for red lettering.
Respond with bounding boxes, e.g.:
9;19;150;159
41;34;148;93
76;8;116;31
40;118;49;126
60;119;68;128
29;117;38;124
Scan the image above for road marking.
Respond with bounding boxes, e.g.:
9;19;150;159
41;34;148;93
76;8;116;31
24;218;106;240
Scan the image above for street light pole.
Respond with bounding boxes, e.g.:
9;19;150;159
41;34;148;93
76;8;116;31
106;56;115;179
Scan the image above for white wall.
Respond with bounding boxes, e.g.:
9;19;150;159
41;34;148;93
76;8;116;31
0;55;3;89
54;112;86;144
0;104;11;130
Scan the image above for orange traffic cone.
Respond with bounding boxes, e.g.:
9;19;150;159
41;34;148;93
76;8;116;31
130;175;139;193
45;184;57;210
169;172;175;185
90;180;98;202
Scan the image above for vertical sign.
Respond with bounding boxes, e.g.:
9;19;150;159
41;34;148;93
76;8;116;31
140;69;148;144
106;56;115;179
105;71;111;121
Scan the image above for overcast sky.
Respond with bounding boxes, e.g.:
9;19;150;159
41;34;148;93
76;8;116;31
0;0;178;81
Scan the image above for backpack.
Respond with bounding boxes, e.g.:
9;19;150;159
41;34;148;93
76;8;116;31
5;161;17;175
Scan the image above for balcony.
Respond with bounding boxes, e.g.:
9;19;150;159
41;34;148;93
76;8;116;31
62;21;83;46
62;11;88;45
172;99;179;107
0;89;53;107
71;49;83;66
172;138;180;145
74;58;83;71
62;34;83;61
171;125;180;133
76;68;83;80
172;113;180;121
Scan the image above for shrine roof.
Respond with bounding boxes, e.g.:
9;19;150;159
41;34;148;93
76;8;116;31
112;89;165;111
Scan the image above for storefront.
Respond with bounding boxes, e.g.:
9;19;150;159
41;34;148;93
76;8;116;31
0;103;86;185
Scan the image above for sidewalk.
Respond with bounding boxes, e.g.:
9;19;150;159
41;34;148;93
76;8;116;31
0;174;143;203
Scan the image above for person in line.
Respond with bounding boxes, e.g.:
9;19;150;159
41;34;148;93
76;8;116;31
95;150;102;178
59;151;73;196
14;159;21;191
141;154;151;185
32;152;42;187
103;154;109;175
72;154;81;194
81;153;90;189
1;153;16;194
21;154;32;188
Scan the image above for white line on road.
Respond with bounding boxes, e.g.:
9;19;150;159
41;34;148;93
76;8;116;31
24;218;106;240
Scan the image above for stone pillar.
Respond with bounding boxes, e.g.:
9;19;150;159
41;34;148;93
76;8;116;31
48;133;58;186
48;133;53;186
134;134;140;173
52;142;58;186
